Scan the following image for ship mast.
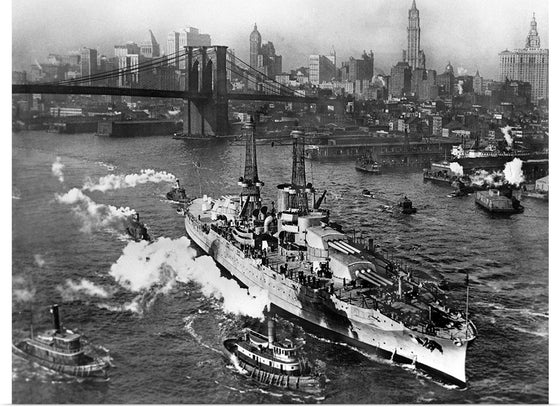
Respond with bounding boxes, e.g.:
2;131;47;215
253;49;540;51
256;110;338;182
465;272;470;337
238;117;263;219
290;129;312;214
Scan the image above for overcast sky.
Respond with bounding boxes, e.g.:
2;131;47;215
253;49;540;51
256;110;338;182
12;0;550;80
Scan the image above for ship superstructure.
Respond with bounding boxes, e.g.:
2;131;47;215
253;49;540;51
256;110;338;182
184;119;477;387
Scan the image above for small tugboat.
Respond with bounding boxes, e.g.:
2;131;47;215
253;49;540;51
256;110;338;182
397;196;417;214
362;189;375;198
166;179;189;204
126;212;151;242
475;188;524;214
355;156;381;174
223;319;323;394
12;304;111;378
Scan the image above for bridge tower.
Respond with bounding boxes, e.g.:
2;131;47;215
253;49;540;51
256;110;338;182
184;45;229;138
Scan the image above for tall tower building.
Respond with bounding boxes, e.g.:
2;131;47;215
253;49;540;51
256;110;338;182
249;24;262;70
499;13;548;103
80;47;97;84
406;0;425;70
167;31;180;67
140;30;160;58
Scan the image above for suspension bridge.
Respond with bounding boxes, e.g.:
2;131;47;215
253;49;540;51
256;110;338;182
12;46;321;137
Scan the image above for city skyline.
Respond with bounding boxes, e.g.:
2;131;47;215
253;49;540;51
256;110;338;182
12;0;550;80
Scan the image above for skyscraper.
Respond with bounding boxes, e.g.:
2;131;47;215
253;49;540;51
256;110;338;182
167;31;180;67
405;0;425;70
140;30;160;58
80;47;97;85
309;54;337;85
248;24;282;80
499;14;548;103
389;61;411;98
249;24;262;70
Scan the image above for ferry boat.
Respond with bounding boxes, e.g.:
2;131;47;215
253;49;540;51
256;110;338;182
183;119;477;387
475;189;524;214
355;156;381;174
451;144;548;171
12;304;110;378
223;319;322;393
422;162;457;186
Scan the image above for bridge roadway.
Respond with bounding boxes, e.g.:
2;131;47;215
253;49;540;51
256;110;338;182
12;84;319;104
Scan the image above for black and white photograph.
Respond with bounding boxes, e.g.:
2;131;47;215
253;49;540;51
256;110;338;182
8;0;553;403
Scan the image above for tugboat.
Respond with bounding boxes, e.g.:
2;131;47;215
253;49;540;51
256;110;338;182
355;156;381;174
397;196;417;214
223;319;322;393
12;304;111;378
362;189;375;198
166;179;189;204
475;188;524;214
126;213;151;242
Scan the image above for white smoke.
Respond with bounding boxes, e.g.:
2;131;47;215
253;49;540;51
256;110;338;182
56;187;136;233
13;288;36;302
34;254;45;268
376;75;386;87
56;278;114;301
470;169;504;188
503;158;525;186
52;157;65;183
449;162;464;176
457;67;468;76
82;169;176;192
501;126;513;147
109;237;270;319
457;80;464;95
13;275;36;302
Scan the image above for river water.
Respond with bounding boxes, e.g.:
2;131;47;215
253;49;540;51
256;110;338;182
11;131;548;403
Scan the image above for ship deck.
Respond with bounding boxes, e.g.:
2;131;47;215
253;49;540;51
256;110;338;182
187;199;474;342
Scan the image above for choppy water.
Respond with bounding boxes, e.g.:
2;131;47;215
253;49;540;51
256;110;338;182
12;131;548;403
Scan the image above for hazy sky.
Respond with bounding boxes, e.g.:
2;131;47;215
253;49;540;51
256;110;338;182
12;0;550;80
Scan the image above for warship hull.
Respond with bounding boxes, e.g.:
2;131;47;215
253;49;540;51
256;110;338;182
185;206;470;387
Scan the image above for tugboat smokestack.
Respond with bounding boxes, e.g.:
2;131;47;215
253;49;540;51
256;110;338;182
267;318;276;345
50;304;61;334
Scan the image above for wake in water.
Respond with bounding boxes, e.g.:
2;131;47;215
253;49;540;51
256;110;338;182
109;237;270;318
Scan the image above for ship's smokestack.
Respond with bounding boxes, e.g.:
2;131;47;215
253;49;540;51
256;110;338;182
267;318;276;345
50;304;61;334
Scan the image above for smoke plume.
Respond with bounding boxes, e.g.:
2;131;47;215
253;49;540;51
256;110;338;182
503;158;525;186
34;254;45;268
109;237;270;319
13;288;36;302
501;126;513;147
457;67;468;76
56;187;136;233
457;80;464;95
56;278;114;301
52;157;65;183
82;169;176;192
449;162;464;176
470;169;504;188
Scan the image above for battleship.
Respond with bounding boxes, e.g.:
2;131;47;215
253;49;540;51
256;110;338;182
183;119;477;387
